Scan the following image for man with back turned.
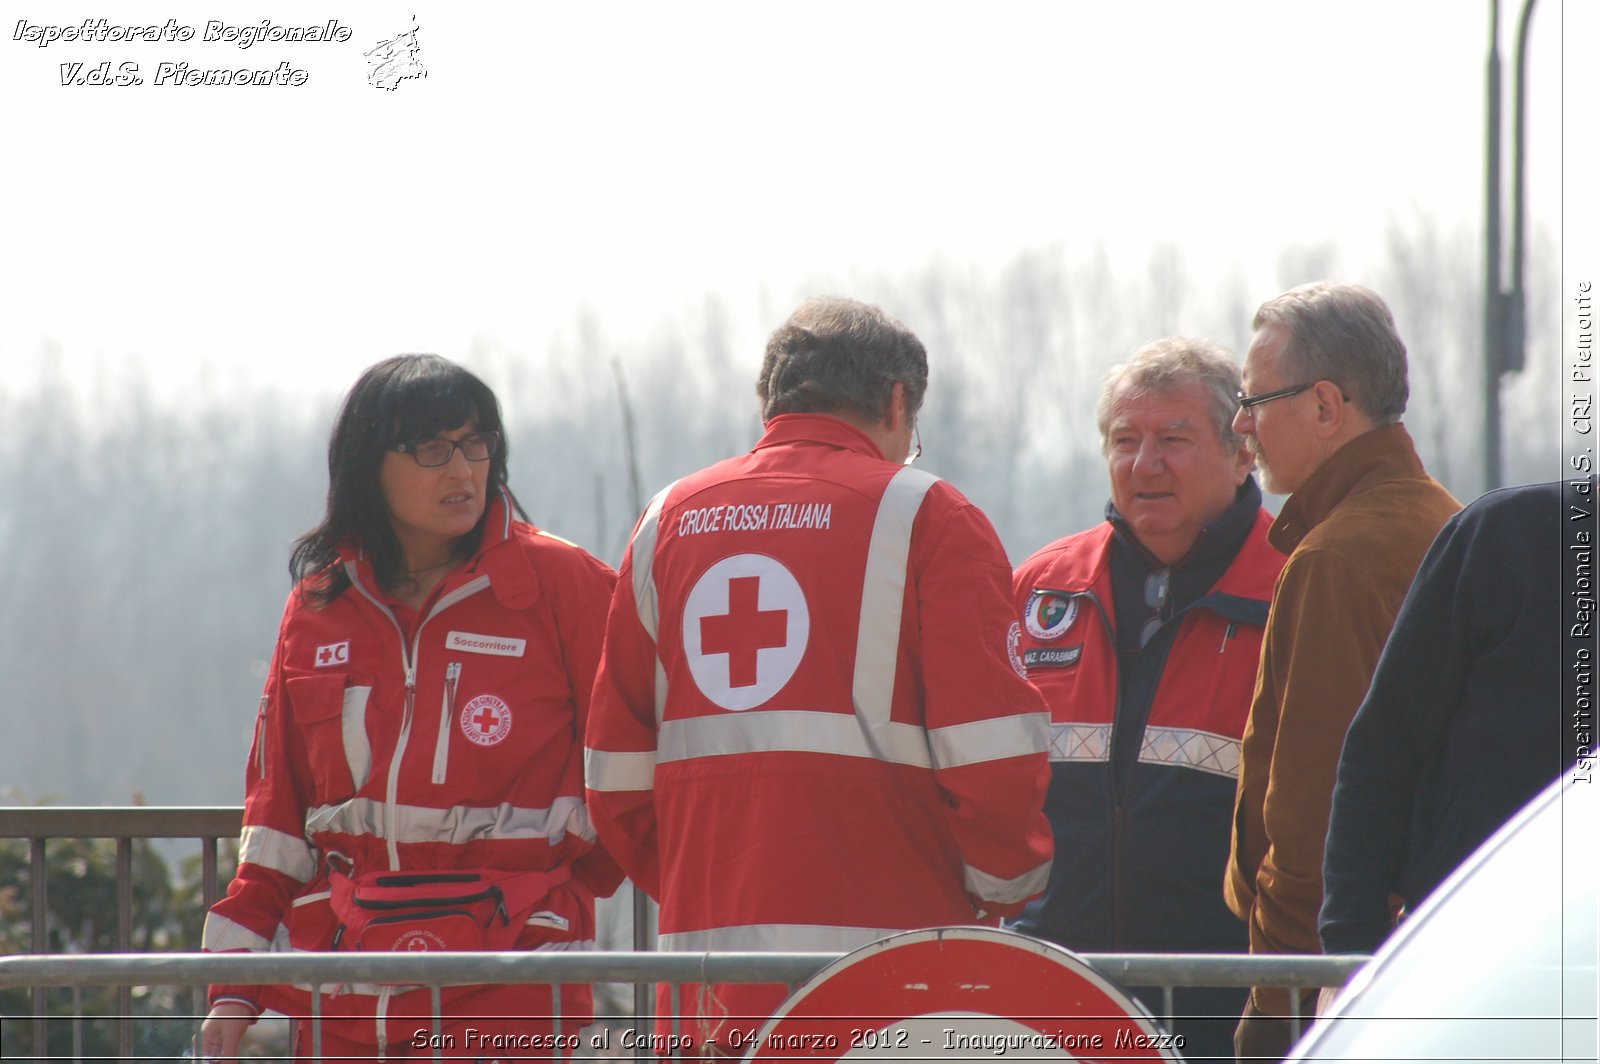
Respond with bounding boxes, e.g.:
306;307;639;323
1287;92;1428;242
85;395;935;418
586;296;1054;1053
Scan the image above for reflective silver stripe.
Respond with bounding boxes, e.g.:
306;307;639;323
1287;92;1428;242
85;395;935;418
294;937;599;998
585;747;657;792
963;858;1051;906
658;711;934;769
632;483;679;727
852;466;940;728
1047;722;1112;763
659;924;900;953
201;912;272;952
928;712;1051;769
342;685;372;790
654;657;670;729
562;796;598;844
239;824;317;883
305;796;588;846
1138;725;1242;779
630;482;678;645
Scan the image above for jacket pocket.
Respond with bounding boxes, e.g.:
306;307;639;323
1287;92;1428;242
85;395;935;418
431;662;463;785
286;675;372;803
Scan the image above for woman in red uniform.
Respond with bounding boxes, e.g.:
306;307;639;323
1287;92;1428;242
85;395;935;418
200;355;620;1061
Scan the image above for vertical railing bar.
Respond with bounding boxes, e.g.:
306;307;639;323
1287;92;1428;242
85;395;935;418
193;984;208;1061
73;984;84;1062
669;981;682;1062
116;836;134;1061
311;985;323;1063
201;835;220;910
30;835;48;1059
431;984;444;1062
553;981;564;1063
1161;984;1175;1031
631;882;651;1063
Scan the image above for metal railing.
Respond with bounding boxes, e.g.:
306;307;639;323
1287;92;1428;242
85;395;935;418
0;805;242;1059
0;806;1366;1058
0;950;1366;1059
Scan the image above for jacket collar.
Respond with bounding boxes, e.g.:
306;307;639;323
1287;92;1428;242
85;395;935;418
336;487;514;566
753;413;887;460
1270;422;1427;553
335;488;536;607
1105;474;1264;574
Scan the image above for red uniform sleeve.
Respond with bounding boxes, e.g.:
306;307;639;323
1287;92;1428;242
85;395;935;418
539;538;627;898
914;497;1054;918
584;540;664;899
203;598;319;1014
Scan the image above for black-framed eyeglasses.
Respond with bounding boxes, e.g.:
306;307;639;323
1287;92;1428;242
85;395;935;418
1236;383;1314;411
392;430;500;468
904;424;923;466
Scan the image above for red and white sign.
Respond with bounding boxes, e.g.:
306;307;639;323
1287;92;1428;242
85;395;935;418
739;927;1183;1062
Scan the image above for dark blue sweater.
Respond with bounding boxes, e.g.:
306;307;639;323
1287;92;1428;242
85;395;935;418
1319;478;1588;954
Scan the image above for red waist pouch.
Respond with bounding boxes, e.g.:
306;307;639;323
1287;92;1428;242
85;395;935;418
328;867;570;952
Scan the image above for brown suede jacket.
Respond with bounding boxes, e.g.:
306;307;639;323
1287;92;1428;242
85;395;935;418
1224;424;1460;1016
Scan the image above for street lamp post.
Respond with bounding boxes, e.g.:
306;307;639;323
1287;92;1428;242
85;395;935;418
1483;0;1539;491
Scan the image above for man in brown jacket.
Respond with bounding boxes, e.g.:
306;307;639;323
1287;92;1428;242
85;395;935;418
1222;282;1460;1062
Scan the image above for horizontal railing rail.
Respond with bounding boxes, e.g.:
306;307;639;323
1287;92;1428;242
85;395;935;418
1;807;1368;1057
0;949;1366;1058
0;948;1367;989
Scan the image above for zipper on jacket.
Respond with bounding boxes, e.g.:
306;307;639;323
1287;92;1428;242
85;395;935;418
385;666;418;870
431;662;462;785
1110;800;1127;949
345;563;493;871
1220;620;1237;653
253;695;269;779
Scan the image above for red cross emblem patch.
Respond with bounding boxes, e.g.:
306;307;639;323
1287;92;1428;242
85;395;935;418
683;553;810;711
459;693;512;746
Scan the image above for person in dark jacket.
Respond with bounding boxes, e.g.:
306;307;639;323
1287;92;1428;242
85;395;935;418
1320;478;1587;958
1011;336;1285;1061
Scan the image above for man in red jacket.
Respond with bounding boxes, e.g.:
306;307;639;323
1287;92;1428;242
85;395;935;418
1010;337;1284;1061
585;296;1054;1052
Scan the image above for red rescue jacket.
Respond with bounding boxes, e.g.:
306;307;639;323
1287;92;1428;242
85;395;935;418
586;415;1053;1045
202;491;620;1041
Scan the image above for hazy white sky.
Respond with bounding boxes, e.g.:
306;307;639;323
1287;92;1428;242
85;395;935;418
0;0;1579;403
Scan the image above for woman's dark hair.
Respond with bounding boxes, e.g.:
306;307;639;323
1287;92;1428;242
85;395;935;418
290;355;509;605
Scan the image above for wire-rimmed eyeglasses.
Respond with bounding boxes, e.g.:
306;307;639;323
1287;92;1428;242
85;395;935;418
391;430;501;468
1236;383;1313;411
904;424;923;466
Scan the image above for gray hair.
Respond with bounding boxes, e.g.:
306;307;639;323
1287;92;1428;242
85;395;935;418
1252;282;1409;424
1096;336;1245;453
757;297;928;424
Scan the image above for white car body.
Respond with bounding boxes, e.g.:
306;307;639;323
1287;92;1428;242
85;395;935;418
1289;770;1597;1062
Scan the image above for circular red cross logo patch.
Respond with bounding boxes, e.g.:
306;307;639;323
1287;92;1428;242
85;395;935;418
459;693;512;746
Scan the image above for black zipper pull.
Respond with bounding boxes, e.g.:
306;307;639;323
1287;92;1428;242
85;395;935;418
492;886;509;926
